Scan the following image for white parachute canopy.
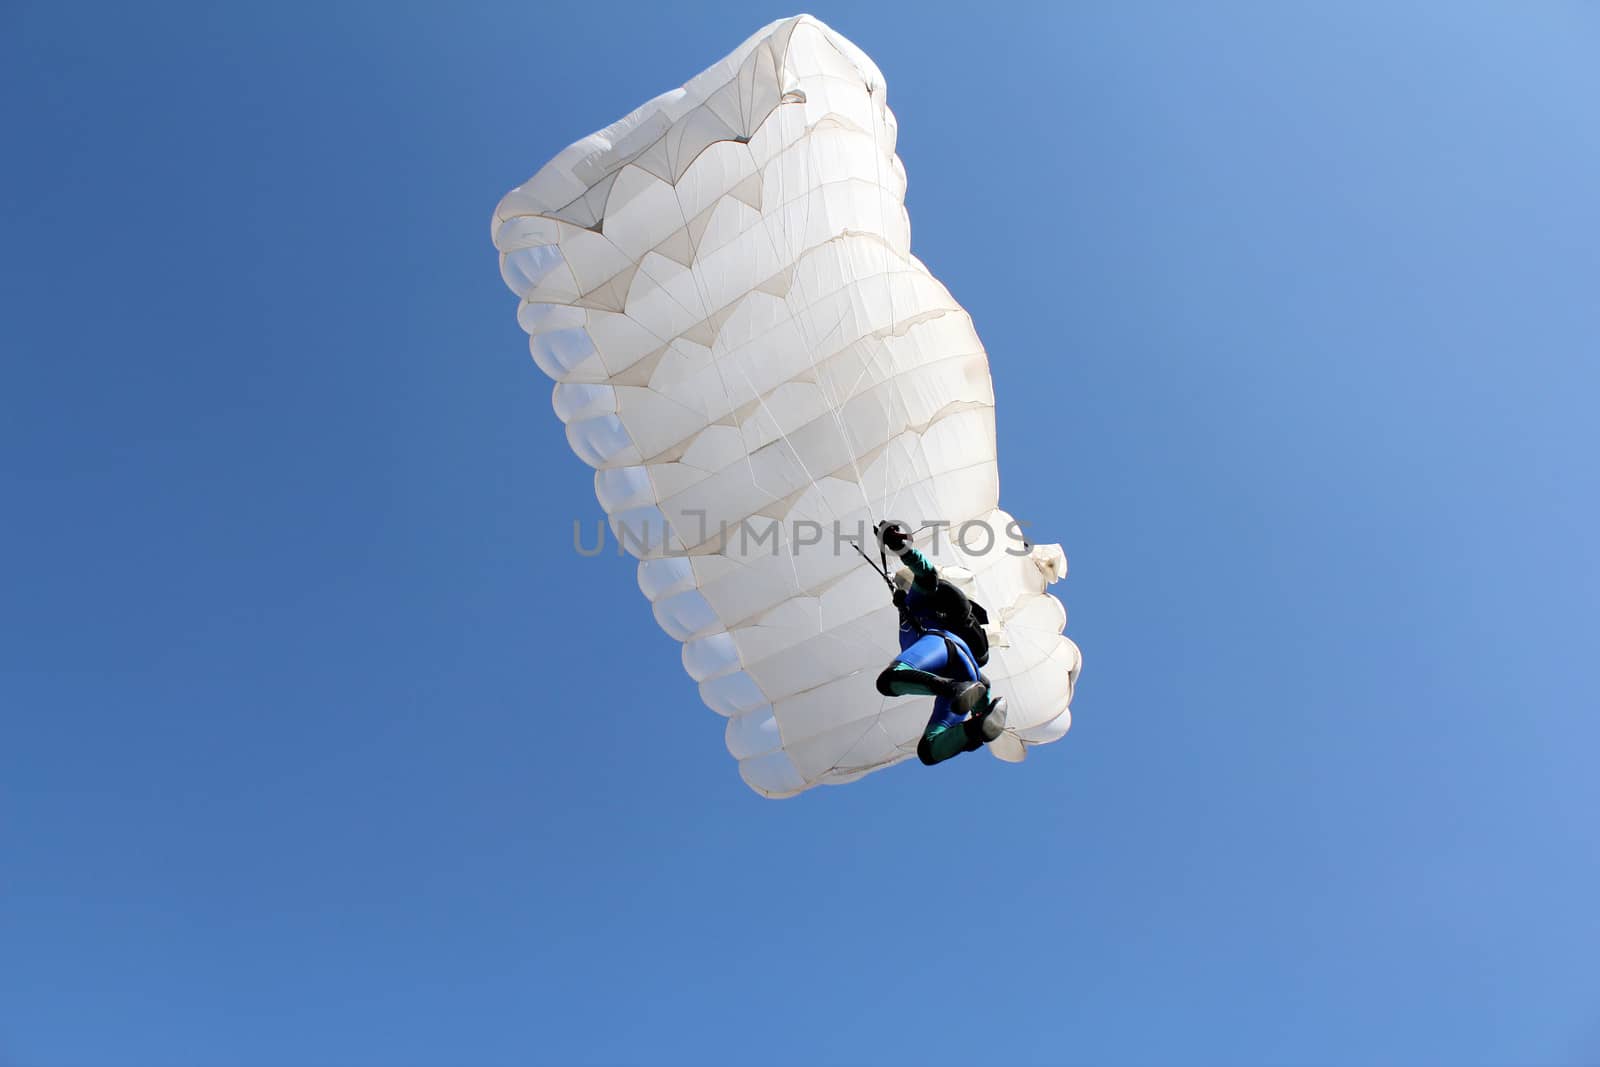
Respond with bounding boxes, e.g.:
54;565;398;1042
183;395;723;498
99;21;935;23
491;14;1080;797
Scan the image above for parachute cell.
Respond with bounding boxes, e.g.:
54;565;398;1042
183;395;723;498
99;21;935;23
492;14;1081;796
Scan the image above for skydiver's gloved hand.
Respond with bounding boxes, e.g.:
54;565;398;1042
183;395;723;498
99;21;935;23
876;521;913;557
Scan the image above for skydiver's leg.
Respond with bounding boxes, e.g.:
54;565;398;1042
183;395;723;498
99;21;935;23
917;695;985;765
875;633;959;699
918;691;1010;763
877;663;953;698
946;636;1010;743
881;634;989;766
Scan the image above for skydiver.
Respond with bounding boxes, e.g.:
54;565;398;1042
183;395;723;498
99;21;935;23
871;521;1008;766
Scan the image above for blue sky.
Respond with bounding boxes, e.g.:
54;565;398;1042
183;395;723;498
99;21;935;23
5;2;1599;1064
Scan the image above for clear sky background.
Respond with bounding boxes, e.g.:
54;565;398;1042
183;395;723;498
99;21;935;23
5;3;1599;1065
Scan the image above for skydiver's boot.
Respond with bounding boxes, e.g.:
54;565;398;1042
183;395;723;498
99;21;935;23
967;695;1009;744
949;681;988;717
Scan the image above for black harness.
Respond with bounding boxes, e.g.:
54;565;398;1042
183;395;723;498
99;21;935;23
904;578;991;668
854;528;992;667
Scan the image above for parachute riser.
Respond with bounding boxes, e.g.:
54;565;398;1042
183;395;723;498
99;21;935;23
851;538;896;594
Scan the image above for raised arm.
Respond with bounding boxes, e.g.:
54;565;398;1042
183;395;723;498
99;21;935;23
879;522;938;593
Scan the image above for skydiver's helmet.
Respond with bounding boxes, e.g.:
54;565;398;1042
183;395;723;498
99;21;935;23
890;566;913;609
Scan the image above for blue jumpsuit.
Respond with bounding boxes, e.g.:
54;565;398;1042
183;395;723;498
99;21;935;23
875;547;989;766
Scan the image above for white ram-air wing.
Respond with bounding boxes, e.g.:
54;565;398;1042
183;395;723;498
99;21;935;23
491;14;1079;796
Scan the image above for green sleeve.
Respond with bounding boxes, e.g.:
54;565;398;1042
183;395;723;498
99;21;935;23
901;547;939;594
